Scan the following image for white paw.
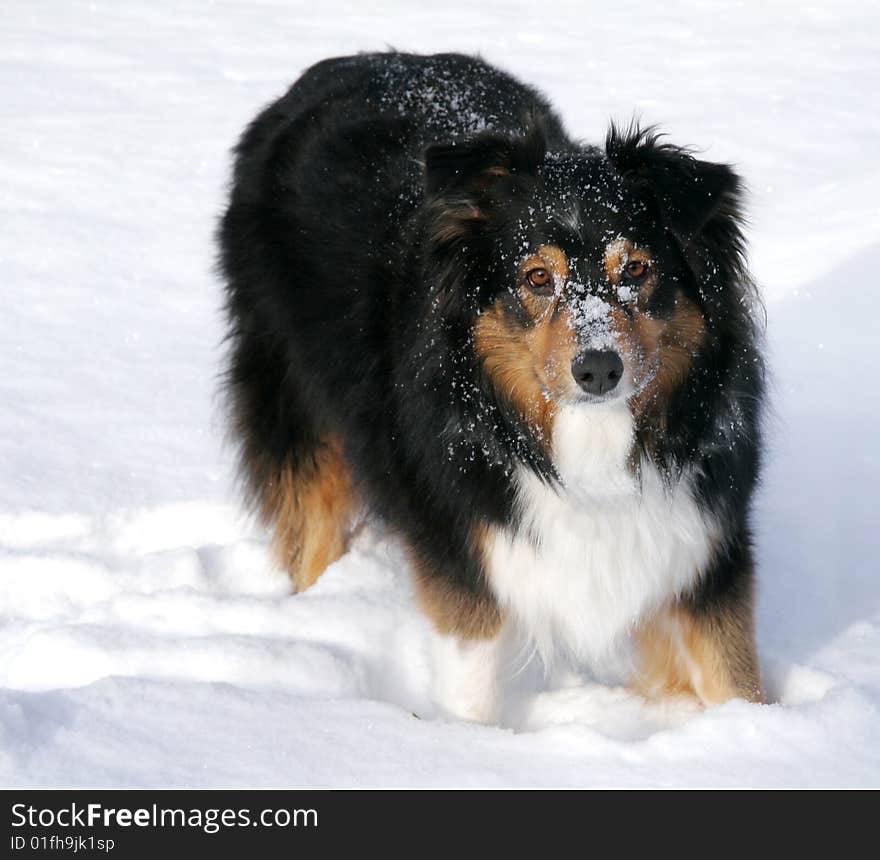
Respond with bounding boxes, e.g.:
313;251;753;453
431;632;503;724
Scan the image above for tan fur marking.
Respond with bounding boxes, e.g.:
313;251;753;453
473;245;578;445
635;601;764;705
473;302;575;445
627;291;707;433
410;527;503;640
262;438;354;592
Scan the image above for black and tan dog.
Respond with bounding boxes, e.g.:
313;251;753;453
218;52;765;721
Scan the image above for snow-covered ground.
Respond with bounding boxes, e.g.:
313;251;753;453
2;0;879;787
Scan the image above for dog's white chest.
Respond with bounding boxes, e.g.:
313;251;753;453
485;404;717;663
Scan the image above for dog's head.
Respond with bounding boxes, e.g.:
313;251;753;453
422;122;755;480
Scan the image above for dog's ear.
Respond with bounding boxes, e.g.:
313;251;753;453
605;123;742;246
424;123;546;197
423;125;545;246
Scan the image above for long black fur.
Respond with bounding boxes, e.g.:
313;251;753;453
218;52;764;615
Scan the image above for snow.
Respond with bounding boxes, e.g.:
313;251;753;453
2;0;879;787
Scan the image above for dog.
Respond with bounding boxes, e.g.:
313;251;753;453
218;51;765;722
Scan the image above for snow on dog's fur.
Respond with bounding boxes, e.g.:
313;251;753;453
219;51;765;722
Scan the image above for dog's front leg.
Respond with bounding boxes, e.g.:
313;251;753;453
412;568;507;723
430;631;507;723
634;544;763;705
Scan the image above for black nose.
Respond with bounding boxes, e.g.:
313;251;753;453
572;350;624;396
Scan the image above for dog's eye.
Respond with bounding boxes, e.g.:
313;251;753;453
526;268;553;294
624;259;649;280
